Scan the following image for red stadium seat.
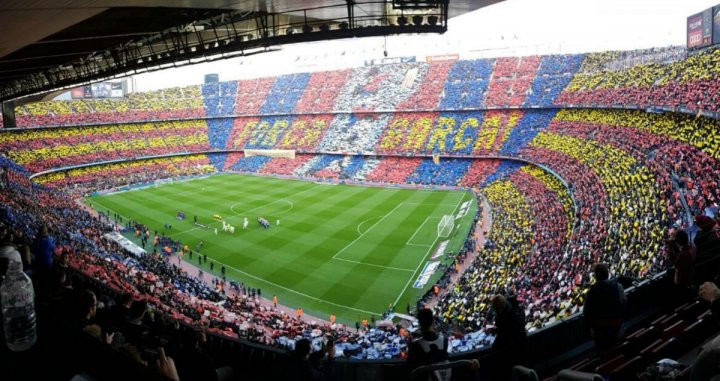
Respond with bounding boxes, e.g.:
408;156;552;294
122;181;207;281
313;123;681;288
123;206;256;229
594;355;626;375
662;320;687;341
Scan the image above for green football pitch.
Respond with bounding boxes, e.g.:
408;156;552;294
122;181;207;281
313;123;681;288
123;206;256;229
86;174;477;324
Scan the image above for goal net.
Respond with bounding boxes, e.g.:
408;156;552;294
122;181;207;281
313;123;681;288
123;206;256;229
437;215;454;238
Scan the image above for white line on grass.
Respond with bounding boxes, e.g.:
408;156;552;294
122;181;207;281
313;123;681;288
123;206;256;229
332;257;414;272
356;216;382;235
169;184;317;237
196;256;382;315
331;202;406;260
392;190;468;307
405;217;441;246
402;202;459;207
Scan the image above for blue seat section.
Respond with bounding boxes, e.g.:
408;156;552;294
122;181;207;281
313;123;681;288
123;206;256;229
523;54;584;107
438;59;494;110
481;161;524;187
339;156;367;179
259;73;311;115
244;116;296;149
499;110;556;156
406;158;472;186
231;156;272;173
202;81;238;170
306;155;339;175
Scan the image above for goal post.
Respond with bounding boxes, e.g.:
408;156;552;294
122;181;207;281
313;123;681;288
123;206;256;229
437;215;454;238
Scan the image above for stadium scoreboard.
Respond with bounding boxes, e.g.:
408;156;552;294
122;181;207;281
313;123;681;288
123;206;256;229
688;4;720;49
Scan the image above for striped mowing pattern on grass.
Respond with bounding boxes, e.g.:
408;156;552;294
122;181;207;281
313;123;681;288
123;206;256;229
87;173;476;324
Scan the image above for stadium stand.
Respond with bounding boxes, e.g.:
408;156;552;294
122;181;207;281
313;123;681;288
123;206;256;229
15;86;205;127
3;44;720;380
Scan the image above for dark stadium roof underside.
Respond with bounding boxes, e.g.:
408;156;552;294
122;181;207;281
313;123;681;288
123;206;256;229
0;0;501;102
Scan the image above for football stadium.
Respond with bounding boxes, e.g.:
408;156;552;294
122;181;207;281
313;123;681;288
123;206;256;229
1;1;720;380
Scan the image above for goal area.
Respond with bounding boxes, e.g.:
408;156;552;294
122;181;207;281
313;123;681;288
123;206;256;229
437;215;454;238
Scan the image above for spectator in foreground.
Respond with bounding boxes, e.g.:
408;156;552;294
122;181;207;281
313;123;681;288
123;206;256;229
407;308;451;381
694;215;720;282
31;224;55;293
286;338;335;381
32;225;55;270
583;263;626;352
691;282;720;381
490;294;528;380
666;230;696;289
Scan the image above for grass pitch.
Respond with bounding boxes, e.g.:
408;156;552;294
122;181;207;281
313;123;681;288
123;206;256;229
87;174;476;324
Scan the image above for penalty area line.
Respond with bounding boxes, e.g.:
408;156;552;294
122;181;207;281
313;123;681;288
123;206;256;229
332;257;415;272
392;190;468;307
197;256;382;316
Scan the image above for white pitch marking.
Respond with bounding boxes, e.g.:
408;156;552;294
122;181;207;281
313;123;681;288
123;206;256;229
392;191;468;306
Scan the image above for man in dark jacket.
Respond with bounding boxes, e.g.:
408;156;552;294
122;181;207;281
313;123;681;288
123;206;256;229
583;263;626;352
490;294;527;380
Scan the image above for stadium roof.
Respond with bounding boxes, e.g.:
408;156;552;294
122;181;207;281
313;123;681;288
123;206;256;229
0;0;500;102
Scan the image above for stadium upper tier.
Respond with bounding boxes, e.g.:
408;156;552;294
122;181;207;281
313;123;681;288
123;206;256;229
3;45;719;130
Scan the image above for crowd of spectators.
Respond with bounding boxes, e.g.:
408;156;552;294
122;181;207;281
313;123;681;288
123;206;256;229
15;86;204;128
0;155;418;362
557;45;720;112
526;131;667;274
3;45;720;371
34;155;215;196
406;159;472;186
317;114;393;154
577;46;686;73
295;70;352;114
485;56;539;107
431;164;578;344
434;178;534;334
0;120;211;173
9;45;720;136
